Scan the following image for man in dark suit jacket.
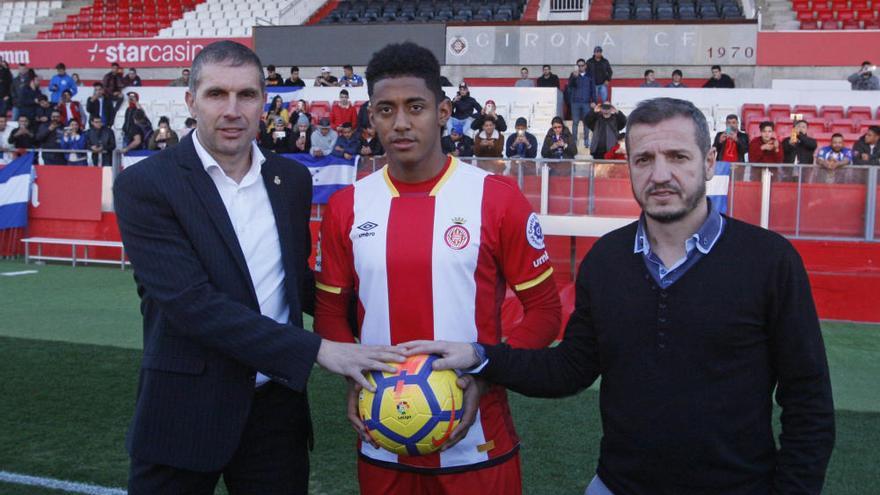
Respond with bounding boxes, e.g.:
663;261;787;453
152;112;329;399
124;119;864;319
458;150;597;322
114;40;402;495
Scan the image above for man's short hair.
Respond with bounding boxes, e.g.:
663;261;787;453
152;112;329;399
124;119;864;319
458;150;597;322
760;121;774;130
625;98;711;160
91;115;102;121
868;125;880;135
726;114;738;121
111;62;119;68
542;64;551;70
267;64;276;72
795;119;809;127
189;41;265;94
339;89;349;97
56;63;65;70
291;65;300;73
644;69;654;77
37;94;48;101
365;42;444;103
831;133;844;140
711;65;722;71
672;69;683;77
185;117;197;127
343;64;353;71
863;61;872;66
521;67;528;71
576;58;586;65
93;81;103;88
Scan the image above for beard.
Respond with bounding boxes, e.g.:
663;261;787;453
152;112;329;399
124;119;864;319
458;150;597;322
635;176;707;224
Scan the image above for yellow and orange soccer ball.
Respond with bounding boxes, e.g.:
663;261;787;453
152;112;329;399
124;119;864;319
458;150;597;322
358;354;464;456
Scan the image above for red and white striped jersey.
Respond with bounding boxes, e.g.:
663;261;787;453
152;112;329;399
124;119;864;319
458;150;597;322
316;157;554;473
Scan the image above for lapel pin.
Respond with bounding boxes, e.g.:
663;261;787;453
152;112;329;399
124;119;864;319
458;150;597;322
274;176;281;185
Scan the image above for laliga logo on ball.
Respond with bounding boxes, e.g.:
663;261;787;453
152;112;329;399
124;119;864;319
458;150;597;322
359;354;464;456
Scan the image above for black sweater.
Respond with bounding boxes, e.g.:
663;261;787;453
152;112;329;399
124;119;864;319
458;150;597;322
482;218;834;494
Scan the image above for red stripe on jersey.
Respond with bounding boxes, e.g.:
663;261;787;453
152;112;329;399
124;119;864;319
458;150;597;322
385;195;436;346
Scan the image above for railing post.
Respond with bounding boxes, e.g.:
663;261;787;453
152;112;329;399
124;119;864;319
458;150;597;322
794;165;803;237
760;167;772;229
540;162;549;215
588;159;595;215
865;167;877;241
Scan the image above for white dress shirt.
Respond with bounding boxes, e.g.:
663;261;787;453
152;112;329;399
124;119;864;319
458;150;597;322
193;130;288;387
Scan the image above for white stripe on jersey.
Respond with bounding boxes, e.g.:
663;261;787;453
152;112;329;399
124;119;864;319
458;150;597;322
352;170;393;346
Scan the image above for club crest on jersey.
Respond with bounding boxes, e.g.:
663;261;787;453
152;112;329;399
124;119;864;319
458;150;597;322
445;217;470;250
526;213;545;250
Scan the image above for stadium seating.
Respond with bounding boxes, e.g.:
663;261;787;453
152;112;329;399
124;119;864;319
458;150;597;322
316;0;527;24
39;0;201;39
740;103;879;147
794;0;880;29
0;1;62;40
611;0;744;19
156;0;289;38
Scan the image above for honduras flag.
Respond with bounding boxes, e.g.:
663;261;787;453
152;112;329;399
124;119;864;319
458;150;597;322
0;153;35;229
706;161;731;214
121;149;154;169
283;153;356;204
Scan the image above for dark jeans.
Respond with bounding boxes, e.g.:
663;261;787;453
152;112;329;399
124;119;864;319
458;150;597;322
128;382;311;495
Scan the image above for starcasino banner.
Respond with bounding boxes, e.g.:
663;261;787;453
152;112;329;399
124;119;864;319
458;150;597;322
0;37;252;69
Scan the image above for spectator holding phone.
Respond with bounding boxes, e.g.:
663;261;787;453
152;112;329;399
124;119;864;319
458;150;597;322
264;95;289;126
448;82;481;137
471;99;507;133
473;118;504;157
49;63;77;104
848;61;879;91
505;117;537;158
332;122;359;160
782;120;817;164
310;117;337;157
261;115;294;154
291;114;312;154
749;121;784;163
85;114;115;166
441;123;474;157
61;119;88;165
358;124;383;158
713;114;749;162
542;116;576;159
148;116;180;151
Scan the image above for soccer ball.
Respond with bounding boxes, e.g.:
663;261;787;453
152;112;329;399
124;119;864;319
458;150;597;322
359;353;464;456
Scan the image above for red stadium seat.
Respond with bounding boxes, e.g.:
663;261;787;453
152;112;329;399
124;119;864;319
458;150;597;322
308;101;331;124
855;7;875;19
768;104;792;122
801;19;820;28
857;120;880;133
794;2;812;12
863;18;880;28
775;120;794;137
843;19;862;28
837;9;855;21
820;105;845;120
797;10;816;20
847;106;873;121
829;119;857;134
792;105;818;120
747;121;762;138
821;20;841;28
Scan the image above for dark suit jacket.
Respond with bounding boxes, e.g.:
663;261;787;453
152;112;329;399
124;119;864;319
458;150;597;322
113;133;321;472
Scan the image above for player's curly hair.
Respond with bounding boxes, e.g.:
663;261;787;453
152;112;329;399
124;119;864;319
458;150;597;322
365;42;445;103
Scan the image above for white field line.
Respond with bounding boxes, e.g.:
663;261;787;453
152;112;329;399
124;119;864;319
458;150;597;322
0;270;38;276
0;471;127;494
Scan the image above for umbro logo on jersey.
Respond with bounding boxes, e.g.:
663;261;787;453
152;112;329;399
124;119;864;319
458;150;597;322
356;221;379;239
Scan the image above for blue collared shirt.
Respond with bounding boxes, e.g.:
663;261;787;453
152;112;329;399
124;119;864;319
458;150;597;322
634;198;725;288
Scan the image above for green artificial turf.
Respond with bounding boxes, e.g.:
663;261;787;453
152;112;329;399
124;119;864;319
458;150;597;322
1;260;879;494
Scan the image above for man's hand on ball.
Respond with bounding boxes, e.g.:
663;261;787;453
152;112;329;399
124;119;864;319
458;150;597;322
316;340;404;391
397;340;480;370
346;379;379;448
441;375;489;451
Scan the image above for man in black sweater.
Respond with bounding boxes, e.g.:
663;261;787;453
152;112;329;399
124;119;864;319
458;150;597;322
782;120;818;165
403;97;835;495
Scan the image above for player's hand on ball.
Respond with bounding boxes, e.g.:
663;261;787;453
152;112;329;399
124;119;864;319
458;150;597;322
398;340;480;370
346;379;379;448
316;340;405;391
442;375;488;451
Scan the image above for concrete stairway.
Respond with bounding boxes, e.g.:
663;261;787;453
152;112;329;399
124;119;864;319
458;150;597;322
760;0;801;29
4;0;93;41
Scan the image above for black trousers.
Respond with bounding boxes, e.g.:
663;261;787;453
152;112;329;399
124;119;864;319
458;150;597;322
129;382;310;495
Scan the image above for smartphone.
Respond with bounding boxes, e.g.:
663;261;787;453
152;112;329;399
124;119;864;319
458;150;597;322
517;129;525;137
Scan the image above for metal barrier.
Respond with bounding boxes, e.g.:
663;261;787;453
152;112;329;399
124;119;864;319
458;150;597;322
357;156;880;242
1;147;111;167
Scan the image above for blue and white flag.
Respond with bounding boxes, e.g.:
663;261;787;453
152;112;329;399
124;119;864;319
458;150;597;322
283;153;356;204
707;161;730;214
0;153;35;229
121;149;154;169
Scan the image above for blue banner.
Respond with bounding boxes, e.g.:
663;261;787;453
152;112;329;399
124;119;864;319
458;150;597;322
0;153;35;229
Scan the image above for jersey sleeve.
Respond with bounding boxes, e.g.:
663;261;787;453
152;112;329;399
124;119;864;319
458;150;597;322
489;176;554;292
315;188;355;294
